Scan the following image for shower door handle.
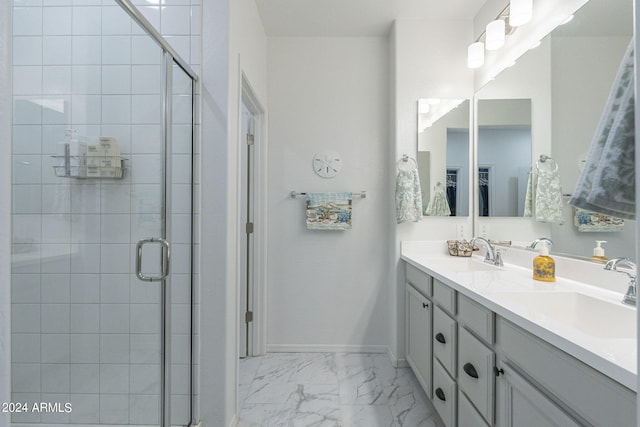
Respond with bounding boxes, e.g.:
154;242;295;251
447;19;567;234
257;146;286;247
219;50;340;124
136;237;171;282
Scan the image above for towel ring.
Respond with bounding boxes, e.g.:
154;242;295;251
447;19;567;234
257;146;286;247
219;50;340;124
397;154;418;171
536;154;558;172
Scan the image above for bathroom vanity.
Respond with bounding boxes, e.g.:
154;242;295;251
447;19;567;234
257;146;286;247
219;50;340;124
402;241;636;427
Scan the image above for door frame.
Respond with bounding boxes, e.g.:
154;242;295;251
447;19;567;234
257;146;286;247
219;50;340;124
238;71;267;357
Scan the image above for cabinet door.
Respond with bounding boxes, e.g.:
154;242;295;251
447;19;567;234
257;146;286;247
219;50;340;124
406;283;432;397
497;362;581;427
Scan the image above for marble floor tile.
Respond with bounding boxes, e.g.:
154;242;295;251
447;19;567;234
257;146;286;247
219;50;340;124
238;352;444;427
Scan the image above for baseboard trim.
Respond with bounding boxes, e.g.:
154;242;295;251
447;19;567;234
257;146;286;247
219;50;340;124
266;344;389;354
387;346;409;368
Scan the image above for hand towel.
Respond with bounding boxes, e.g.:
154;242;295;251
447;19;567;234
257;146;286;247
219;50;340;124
395;169;422;223
523;170;533;217
424;183;451;216
305;192;352;230
570;39;635;220
535;167;564;225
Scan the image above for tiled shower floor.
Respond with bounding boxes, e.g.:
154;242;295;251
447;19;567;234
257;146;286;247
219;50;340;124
237;352;445;427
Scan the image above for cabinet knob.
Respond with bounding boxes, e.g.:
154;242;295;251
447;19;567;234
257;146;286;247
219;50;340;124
435;332;446;344
435;387;446;401
422;302;429;309
463;362;479;379
494;367;504;377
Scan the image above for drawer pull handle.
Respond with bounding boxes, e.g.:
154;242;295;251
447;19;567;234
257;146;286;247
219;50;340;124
422;302;429;309
435;387;446;401
435;333;446;344
494;367;504;377
463;363;479;379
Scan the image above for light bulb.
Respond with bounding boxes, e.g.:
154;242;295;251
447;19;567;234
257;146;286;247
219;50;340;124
485;20;506;51
510;0;533;27
467;42;485;69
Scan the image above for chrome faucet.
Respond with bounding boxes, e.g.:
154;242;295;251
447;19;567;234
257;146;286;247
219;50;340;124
470;237;504;267
604;257;637;306
527;237;553;250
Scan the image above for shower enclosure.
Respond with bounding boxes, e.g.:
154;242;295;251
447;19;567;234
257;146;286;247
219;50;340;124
10;0;196;425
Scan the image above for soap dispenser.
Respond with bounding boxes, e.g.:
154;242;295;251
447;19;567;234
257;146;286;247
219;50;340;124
592;240;608;261
533;242;555;282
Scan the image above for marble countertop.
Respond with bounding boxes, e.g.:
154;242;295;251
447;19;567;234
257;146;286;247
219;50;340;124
401;241;637;391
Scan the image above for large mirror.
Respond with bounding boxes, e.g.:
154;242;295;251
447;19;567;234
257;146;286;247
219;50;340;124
417;99;471;216
475;0;635;259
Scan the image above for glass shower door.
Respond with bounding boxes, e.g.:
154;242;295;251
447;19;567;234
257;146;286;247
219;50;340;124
10;2;193;425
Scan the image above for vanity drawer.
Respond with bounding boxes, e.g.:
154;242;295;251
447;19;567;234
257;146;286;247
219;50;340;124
458;293;494;344
458;326;495;425
458;389;489;427
433;358;457;427
433;278;456;315
433;305;457;377
406;263;432;297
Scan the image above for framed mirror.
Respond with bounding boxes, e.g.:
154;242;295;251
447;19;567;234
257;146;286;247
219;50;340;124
417;99;471;216
474;0;634;259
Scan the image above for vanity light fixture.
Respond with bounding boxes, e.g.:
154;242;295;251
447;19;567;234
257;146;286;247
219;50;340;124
467;42;485;68
486;19;506;50
509;0;533;27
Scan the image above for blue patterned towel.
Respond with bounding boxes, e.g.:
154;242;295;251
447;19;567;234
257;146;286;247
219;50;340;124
305;192;353;230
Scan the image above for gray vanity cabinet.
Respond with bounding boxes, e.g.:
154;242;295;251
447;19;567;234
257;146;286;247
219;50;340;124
403;261;636;427
405;264;433;397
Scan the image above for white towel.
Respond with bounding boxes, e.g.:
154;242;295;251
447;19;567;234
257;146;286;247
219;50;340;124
570;39;635;220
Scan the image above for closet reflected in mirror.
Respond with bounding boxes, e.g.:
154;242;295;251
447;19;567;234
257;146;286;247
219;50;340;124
477;99;532;217
417;99;471;217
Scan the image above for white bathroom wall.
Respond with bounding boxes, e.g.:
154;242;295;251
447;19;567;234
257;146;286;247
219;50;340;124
390;19;474;363
266;37;391;352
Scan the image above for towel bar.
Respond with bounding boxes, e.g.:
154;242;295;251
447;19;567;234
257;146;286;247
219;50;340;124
290;191;367;199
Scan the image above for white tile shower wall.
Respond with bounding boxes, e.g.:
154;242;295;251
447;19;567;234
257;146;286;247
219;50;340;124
11;0;199;425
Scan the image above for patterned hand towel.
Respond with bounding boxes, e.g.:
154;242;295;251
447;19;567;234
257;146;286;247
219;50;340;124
424;183;451;216
535;167;564;225
305;192;352;230
570;39;635;220
523;170;533;217
395;169;423;223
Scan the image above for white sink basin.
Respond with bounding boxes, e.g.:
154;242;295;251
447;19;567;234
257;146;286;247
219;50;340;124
429;258;502;272
496;291;636;339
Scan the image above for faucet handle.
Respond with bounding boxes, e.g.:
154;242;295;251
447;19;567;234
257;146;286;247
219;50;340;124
494;249;505;267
